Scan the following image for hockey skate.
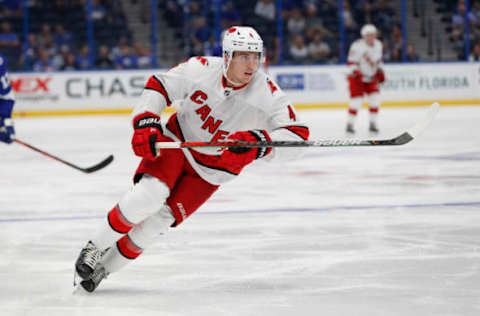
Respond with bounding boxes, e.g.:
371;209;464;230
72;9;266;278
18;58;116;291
346;123;355;134
80;264;109;292
75;241;103;280
369;122;379;133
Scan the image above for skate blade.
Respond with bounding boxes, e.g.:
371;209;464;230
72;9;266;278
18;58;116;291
72;272;91;295
73;269;81;287
72;283;91;295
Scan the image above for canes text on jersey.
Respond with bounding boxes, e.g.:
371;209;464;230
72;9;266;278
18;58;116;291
190;90;230;142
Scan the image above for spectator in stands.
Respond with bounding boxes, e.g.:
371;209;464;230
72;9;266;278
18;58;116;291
53;24;73;48
190;16;212;56
452;1;480;29
451;1;480;54
373;0;395;35
133;42;153;69
44;37;58;59
33;48;55;72
342;1;357;32
405;44;420;62
163;0;184;30
188;1;203;24
254;0;275;21
52;44;71;70
342;0;358;45
92;0;107;21
61;53;78;71
391;23;403;50
470;42;480;61
280;0;297;21
76;44;92;70
382;39;392;62
390;47;402;62
304;2;333;43
287;7;306;35
261;35;277;64
220;1;242;30
289;34;309;63
0;0;21;17
469;1;480;42
471;1;480;24
0;22;19;47
114;46;138;69
19;34;38;70
354;1;374;27
37;24;54;49
95;45;114;69
308;31;331;63
111;37;130;60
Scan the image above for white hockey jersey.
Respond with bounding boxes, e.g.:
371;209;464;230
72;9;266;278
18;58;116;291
347;38;383;82
133;56;309;185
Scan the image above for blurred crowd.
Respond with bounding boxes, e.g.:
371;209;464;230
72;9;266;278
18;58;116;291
0;0;152;71
443;0;480;60
1;0;479;72
163;0;422;64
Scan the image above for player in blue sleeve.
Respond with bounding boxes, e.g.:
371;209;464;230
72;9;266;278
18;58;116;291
0;54;15;144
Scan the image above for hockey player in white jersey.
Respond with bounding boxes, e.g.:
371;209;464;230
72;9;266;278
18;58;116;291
0;55;15;144
346;24;385;134
74;26;310;292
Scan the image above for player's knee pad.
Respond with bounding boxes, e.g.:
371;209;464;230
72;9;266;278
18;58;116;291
128;206;175;249
118;175;170;224
367;93;380;109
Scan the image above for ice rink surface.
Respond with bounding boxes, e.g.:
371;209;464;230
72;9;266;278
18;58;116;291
1;105;480;316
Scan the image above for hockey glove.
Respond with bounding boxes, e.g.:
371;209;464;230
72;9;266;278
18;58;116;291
351;69;363;81
0;117;14;144
131;112;172;160
375;69;385;83
220;130;272;173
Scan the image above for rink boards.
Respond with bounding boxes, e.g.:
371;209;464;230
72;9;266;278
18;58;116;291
9;62;480;117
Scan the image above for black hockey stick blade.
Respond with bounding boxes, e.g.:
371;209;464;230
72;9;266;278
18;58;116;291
13;138;114;173
155;102;440;149
81;154;114;173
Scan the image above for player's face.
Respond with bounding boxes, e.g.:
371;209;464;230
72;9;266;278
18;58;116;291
227;51;260;85
365;33;376;46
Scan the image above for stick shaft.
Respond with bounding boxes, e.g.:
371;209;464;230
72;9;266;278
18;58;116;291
155;102;439;149
13;138;113;173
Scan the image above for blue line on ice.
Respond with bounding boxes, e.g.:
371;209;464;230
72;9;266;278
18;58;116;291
1;201;479;224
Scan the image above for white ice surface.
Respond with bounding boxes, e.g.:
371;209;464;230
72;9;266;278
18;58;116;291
1;106;480;316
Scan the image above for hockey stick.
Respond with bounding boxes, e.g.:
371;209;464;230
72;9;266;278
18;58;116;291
13;138;114;173
155;102;439;149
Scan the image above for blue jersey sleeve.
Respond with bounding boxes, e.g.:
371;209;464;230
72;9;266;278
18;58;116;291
0;55;15;118
0;55;13;96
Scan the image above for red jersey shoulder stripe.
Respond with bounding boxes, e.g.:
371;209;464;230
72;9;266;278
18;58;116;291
145;76;172;106
282;126;309;140
166;113;185;142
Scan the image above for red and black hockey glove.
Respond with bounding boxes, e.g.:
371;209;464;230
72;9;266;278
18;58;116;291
220;130;272;173
375;69;385;83
351;69;363;81
131;112;172;160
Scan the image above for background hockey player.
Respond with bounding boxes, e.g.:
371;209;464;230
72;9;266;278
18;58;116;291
74;26;310;292
0;54;15;144
346;24;385;134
